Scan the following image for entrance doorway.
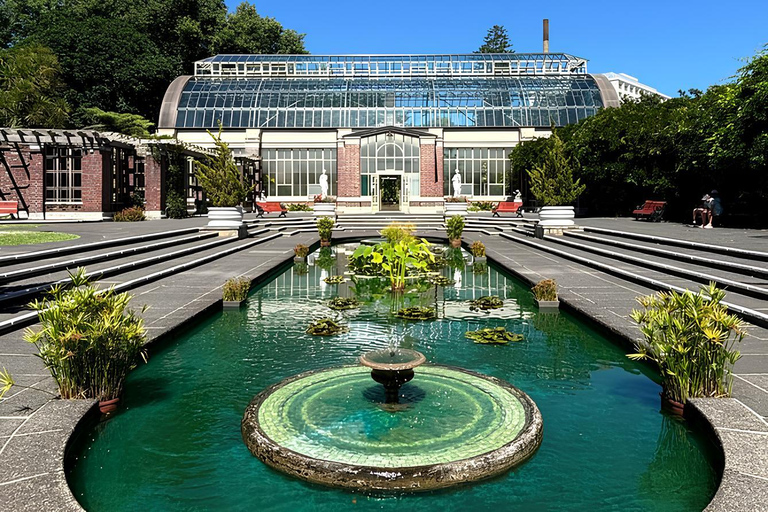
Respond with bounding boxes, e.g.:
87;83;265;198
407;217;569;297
380;175;401;211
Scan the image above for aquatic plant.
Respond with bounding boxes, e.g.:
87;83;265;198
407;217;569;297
306;318;349;336
429;275;456;286
465;327;523;344
394;306;436;320
328;297;360;310
380;222;416;244
468;295;504;311
324;275;345;284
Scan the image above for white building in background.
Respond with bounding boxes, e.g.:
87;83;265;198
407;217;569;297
603;72;671;102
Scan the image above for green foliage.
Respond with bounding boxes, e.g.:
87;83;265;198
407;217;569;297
222;277;250;302
165;190;188;219
306;318;348;336
468;201;495;211
211;3;308;55
476;25;513;54
293;262;308;275
470;241;486;257
24;268;147;400
532;279;558;301
628;283;745;403
113;206;146;222
0;43;69;128
526;132;585;206
444;247;466;268
468;295;504;311
323;275;344;284
429;275;455;286
465;327;523;344
0;229;79;246
353;239;434;290
472;262;488;274
380;222;415;244
130;191;145;208
314;247;335;270
316;216;335;240
195;126;250;207
394;306;436;320
446;215;465;240
293;244;309;258
83;107;154;137
327;297;360;310
286;203;312;211
0;367;14;399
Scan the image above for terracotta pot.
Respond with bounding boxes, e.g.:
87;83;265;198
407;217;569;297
99;397;120;414
661;394;685;416
320;239;331;247
450;238;461;248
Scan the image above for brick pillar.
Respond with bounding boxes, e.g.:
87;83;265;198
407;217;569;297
80;150;107;213
0;147;44;217
337;142;360;198
419;141;444;197
144;155;165;216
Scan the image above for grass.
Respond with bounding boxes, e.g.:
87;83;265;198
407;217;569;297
0;225;79;246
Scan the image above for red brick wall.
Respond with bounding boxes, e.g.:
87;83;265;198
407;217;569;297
419;142;444;198
144;155;164;211
79;150;108;212
0;146;44;215
337;143;360;197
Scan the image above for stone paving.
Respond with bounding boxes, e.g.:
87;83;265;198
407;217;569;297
0;216;766;511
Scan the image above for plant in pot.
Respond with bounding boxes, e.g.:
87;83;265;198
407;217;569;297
628;283;745;414
194;125;250;231
317;216;335;247
470;240;486;263
446;215;464;248
23;268;147;413
222;277;250;308
294;244;309;262
525;132;585;231
532;279;559;309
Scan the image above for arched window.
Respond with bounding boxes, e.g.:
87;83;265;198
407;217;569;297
359;133;420;197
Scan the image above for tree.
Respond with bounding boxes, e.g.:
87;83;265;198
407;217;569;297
476;25;513;54
82;108;154;137
0;43;69;128
195;126;250;207
211;2;307;54
526;132;585;205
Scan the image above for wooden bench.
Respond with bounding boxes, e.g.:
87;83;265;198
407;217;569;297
256;202;287;218
633;200;666;221
492;201;524;217
0;201;18;218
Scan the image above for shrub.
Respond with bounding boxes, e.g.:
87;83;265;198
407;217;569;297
470;241;486;257
223;277;250;302
469;201;495;211
165;190;188;219
380;222;416;244
114;206;146;222
444;196;468;203
446;215;465;240
24;268;147;401
287;203;312;211
526;132;585;206
628;283;745;404
314;195;337;203
194;125;250;207
532;279;558;301
294;244;309;258
317;216;335;241
129;191;145;208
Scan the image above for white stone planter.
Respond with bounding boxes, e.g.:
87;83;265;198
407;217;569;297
313;203;336;217
538;206;575;227
534;299;560;310
207;206;244;228
444;202;468;217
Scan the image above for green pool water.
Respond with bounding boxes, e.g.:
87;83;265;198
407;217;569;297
67;246;718;511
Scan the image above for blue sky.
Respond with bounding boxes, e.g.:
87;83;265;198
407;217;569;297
225;0;767;97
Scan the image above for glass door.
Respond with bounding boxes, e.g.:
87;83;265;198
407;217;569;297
371;175;379;213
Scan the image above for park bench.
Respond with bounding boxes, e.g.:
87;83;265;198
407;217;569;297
0;201;18;218
256;202;287;218
492;201;524;217
633;200;666;221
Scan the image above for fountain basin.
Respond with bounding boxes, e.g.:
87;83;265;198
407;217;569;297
242;365;543;492
360;349;427;403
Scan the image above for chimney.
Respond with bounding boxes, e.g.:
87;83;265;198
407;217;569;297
543;19;550;53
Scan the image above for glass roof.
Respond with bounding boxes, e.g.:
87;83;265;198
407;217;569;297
174;75;604;130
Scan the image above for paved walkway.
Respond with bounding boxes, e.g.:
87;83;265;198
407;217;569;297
0;216;766;511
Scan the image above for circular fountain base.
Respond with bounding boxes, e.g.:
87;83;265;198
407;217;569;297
242;365;543;492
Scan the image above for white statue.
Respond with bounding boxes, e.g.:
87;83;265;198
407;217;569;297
319;168;329;198
452;169;462;198
513;189;522;202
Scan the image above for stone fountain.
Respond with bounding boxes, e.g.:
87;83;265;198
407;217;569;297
359;348;426;403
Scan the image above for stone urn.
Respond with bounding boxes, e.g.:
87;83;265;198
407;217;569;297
538;206;575;227
207;206;244;228
313;203;336;217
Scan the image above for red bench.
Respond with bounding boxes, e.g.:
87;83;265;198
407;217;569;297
0;201;18;218
633;200;666;222
492;201;524;217
256;202;287;218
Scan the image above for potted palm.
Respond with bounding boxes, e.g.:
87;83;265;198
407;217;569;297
470;241;486;264
446;215;464;248
223;277;250;309
195;126;250;235
317;216;335;247
23;268;147;413
532;278;559;309
525;132;585;236
628;283;745;415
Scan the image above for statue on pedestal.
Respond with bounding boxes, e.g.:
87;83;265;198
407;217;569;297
319;168;329;199
452;169;462;198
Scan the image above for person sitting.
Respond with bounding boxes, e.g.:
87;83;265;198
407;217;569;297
693;194;711;226
703;190;723;229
